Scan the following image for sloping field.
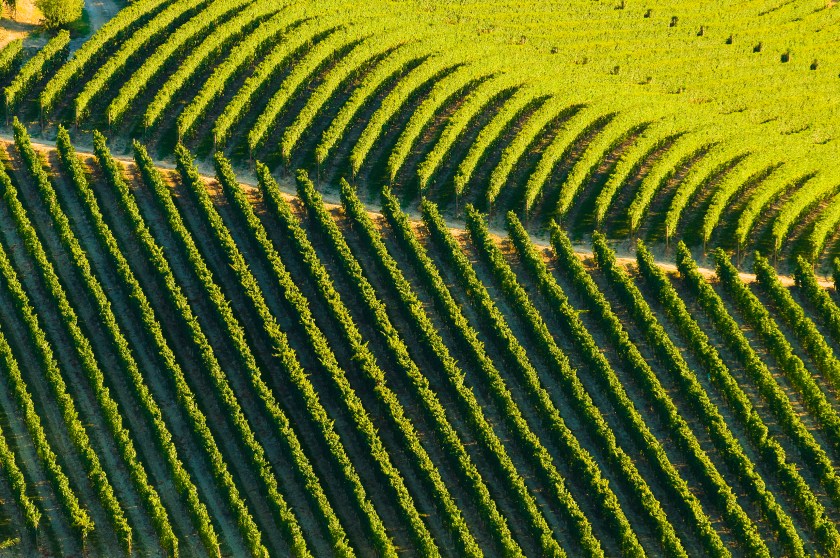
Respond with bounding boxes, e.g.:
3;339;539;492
0;0;839;556
0;0;835;268
0;123;836;556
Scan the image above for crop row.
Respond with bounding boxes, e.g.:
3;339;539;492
280;36;397;163
634;241;806;555
334;180;523;557
677;244;840;546
8;121;131;550
262;168;441;555
143;1;280;130
32;124;180;556
464;206;681;558
131;142;274;558
176;9;296;138
714;251;840;454
248;29;356;154
214;159;394;557
74;0;213;122
213;19;337;146
69;129;231;557
40;0;172;115
385;195;593;557
5;31;68;113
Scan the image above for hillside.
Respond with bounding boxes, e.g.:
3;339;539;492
0;1;838;556
6;0;836;271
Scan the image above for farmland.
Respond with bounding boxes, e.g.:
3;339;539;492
0;0;838;556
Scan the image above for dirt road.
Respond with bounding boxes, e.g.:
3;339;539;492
0;133;829;288
69;0;121;51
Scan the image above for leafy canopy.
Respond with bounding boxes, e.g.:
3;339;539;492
36;0;82;29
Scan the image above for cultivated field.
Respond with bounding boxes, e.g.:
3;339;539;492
0;0;838;556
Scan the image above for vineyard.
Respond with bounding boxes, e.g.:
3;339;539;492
0;0;828;267
0;0;838;556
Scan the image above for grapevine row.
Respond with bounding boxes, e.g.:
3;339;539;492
143;1;281;130
733;165;804;247
300;175;513;556
248;29;356;154
806;190;840;261
771;174;836;252
27;125;179;556
664;143;746;239
634;241;807;556
148;144;323;557
334;180;525;558
74;0;212;122
677;247;840;508
677;244;840;546
12;124;139;548
387;64;483;182
40;0;172;115
0;40;22;80
132;142;276;558
176;9;295;138
181;146;402;557
462;206;682;558
280;36;397;163
107;0;256;125
349;55;457;177
486;99;577;206
213;20;337;146
627;134;710;232
384;193;606;558
218;153;402;557
796;256;840;349
516;213;723;557
416;203;642;555
552;112;639;219
1;132;129;547
94;134;297;557
176;147;367;557
714;250;840;451
4;31;69;113
0;386;40;530
0;203;91;538
452;88;534;195
315;41;425;164
274;170;466;556
234;162;396;558
65;129;231;557
753;254;840;400
416;77;517;191
593;235;773;555
593;125;675;226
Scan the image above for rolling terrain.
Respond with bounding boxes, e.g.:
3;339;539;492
0;0;838;556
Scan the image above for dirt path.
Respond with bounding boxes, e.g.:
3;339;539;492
3;134;829;289
69;0;121;51
0;1;42;50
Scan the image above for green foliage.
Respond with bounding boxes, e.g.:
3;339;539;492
675;245;840;552
222;160;394;557
9;119;128;549
635;242;808;556
714;250;840;452
4;30;68;111
41;0;172;114
386;195;572;558
89;132;221;558
36;0;82;28
297;175;484;557
271;169;442;557
0;39;22;79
